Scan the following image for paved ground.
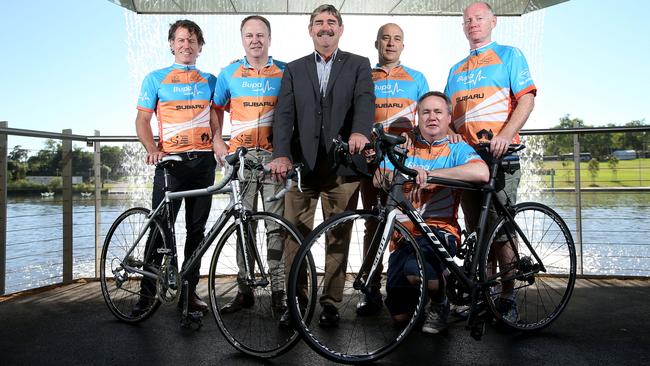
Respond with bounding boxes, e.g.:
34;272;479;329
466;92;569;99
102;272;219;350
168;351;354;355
1;278;649;365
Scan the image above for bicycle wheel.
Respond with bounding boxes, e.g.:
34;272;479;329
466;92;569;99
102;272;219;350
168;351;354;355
480;202;576;331
100;207;164;322
288;210;427;364
208;212;313;358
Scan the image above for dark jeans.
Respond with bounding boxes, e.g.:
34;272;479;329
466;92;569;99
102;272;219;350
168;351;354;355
141;153;216;296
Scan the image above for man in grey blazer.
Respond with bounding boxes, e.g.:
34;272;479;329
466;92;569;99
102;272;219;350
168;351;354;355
269;4;375;327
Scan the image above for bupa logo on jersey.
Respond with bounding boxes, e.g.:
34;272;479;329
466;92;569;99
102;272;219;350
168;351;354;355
241;80;275;93
375;82;405;96
172;84;203;97
456;69;486;87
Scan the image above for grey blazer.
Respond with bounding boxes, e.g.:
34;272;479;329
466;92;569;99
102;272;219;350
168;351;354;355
272;50;375;176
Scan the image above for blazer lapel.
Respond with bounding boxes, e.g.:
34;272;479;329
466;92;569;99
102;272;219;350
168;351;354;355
324;50;348;97
304;54;321;98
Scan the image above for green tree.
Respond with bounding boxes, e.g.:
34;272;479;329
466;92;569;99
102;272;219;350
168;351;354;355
7;145;29;181
9;145;28;162
582;132;612;160
72;147;94;181
561;160;573;183
622;120;647;151
543;115;580;156
100;145;125;180
27;139;61;176
608;155;619;181
587;158;600;186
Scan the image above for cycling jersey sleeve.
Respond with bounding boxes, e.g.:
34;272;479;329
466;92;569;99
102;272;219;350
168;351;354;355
212;67;232;111
452;142;485;166
509;47;537;100
136;72;159;113
415;71;430;100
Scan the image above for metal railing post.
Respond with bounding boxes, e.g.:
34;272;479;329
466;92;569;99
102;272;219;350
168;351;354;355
94;131;102;278
573;129;584;275
62;129;73;283
0;121;7;295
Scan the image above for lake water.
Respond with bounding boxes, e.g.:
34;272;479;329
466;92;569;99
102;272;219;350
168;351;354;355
3;191;649;294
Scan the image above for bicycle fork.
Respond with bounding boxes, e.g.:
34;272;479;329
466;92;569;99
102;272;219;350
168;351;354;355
232;182;270;289
353;208;396;292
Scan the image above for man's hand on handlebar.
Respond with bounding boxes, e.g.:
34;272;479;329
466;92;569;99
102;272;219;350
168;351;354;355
212;139;229;166
348;133;370;155
489;135;511;159
145;150;168;165
267;157;293;181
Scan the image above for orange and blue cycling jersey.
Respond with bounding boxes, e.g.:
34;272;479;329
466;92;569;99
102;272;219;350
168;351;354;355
381;132;485;244
444;42;536;146
212;57;286;153
373;64;429;135
137;64;216;153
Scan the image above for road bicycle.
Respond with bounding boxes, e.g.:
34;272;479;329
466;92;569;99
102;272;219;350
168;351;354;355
100;147;315;358
286;125;576;363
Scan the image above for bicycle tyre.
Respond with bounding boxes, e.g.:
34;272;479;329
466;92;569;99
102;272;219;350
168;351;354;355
208;212;313;358
479;202;576;331
100;207;164;323
288;210;427;364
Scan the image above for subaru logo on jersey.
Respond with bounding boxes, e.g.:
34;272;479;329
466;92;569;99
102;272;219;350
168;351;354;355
175;104;205;110
241;80;275;93
375;82;405;96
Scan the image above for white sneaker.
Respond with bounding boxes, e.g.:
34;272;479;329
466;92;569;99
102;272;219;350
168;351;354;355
422;301;449;334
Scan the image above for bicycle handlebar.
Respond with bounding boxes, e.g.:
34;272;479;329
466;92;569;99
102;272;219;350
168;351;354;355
370;123;524;187
265;164;303;202
224;146;303;202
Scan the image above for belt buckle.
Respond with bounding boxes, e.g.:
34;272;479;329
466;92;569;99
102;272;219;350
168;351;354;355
185;152;198;161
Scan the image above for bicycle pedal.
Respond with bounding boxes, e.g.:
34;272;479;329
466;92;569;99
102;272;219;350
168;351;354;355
180;311;203;329
253;279;269;287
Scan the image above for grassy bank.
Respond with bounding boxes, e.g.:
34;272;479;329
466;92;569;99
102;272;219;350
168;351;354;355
538;158;650;188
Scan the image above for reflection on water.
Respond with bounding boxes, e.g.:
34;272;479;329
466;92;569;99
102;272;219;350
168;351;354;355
540;191;650;276
4;191;649;294
4;193;232;294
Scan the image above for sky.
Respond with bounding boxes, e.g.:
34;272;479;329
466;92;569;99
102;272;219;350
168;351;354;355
0;0;648;153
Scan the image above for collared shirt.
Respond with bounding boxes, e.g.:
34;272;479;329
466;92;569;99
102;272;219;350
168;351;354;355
137;63;216;153
212;56;286;152
444;42;536;146
314;49;338;96
372;63;429;135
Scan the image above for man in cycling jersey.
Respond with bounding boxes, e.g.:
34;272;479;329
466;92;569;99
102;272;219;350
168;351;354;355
212;15;289;315
375;91;488;334
133;19;218;316
444;1;536;321
357;23;430;316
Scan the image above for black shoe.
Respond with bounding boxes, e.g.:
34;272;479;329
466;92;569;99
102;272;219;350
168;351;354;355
220;292;254;314
131;295;155;317
177;290;209;314
356;291;383;316
189;291;209;314
319;304;340;327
